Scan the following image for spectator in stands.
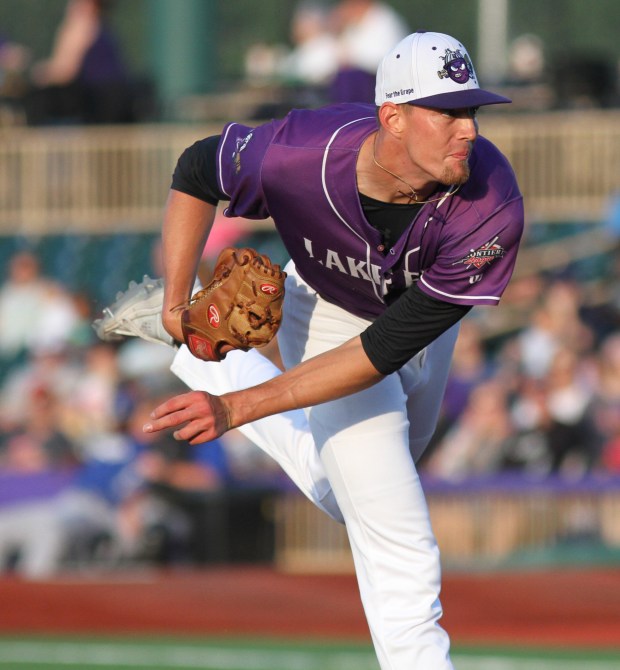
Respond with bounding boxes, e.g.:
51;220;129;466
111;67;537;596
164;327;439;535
542;346;601;475
0;383;78;578
515;279;594;380
270;1;340;111
0;250;80;373
0;384;78;472
423;379;514;480
0;33;31;124
281;2;339;90
506;33;547;87
0;348;82;449
502;374;553;474
328;0;408;103
59;342;122;444
24;0;133;125
589;333;620;473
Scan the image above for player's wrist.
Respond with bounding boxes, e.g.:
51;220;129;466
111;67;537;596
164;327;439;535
162;308;185;344
217;393;236;432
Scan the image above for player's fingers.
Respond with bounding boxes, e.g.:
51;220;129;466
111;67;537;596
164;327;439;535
144;391;214;432
171;420;217;445
143;390;232;443
144;411;217;443
149;391;210;420
172;397;231;442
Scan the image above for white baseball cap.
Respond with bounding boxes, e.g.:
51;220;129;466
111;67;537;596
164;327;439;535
375;30;511;108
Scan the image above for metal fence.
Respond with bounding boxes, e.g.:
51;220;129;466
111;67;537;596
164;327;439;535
0;110;619;235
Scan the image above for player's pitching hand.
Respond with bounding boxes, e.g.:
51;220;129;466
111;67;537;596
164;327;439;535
142;390;232;445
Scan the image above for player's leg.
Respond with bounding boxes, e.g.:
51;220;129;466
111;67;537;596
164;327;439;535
277;264;454;670
400;323;461;463
170;345;343;523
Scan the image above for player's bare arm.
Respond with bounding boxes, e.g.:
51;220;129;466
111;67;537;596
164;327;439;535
161;190;216;342
143;335;383;444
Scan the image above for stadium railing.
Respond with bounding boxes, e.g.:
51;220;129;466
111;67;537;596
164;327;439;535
0;110;618;234
274;474;620;573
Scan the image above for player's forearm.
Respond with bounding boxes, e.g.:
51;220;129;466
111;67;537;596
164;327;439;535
161;189;216;310
223;336;385;429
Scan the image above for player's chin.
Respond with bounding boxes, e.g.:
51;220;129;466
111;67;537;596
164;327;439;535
440;160;470;186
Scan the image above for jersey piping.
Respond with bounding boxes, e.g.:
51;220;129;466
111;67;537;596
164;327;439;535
217;123;236;198
321;116;380;301
420;274;500;302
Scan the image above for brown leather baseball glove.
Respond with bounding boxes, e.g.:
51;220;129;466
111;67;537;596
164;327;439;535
178;247;286;362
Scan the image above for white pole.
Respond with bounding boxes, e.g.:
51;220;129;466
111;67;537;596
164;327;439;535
477;0;509;84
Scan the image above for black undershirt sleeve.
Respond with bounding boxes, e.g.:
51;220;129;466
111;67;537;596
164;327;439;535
171;135;228;205
360;284;472;376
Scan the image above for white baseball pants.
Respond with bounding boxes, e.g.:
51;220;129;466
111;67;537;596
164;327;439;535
171;261;458;670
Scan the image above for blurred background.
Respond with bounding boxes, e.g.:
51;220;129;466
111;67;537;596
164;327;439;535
0;0;619;598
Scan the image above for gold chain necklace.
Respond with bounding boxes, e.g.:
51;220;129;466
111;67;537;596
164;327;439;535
372;135;460;205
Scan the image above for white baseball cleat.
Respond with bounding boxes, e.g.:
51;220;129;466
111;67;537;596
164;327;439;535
93;275;175;347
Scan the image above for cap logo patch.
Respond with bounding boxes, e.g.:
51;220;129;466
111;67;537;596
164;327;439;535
437;48;475;85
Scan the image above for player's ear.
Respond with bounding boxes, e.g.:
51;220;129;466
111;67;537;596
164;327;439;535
377;102;406;138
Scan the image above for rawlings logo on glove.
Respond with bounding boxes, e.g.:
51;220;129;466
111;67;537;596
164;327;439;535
178;247;286;362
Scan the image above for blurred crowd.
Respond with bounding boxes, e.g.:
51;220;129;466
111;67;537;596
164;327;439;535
2;0;618;128
2;232;620;579
421;279;620;479
0;248;285;579
246;0;409;110
244;0;619;115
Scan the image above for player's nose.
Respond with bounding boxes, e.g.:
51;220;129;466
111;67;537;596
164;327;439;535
459;114;478;141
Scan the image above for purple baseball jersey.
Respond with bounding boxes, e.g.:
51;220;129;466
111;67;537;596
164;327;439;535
216;103;524;320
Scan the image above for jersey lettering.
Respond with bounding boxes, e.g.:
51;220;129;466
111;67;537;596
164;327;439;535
303;236;418;294
370;264;384;286
325;249;347;273
347;257;371;281
403;270;420;287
